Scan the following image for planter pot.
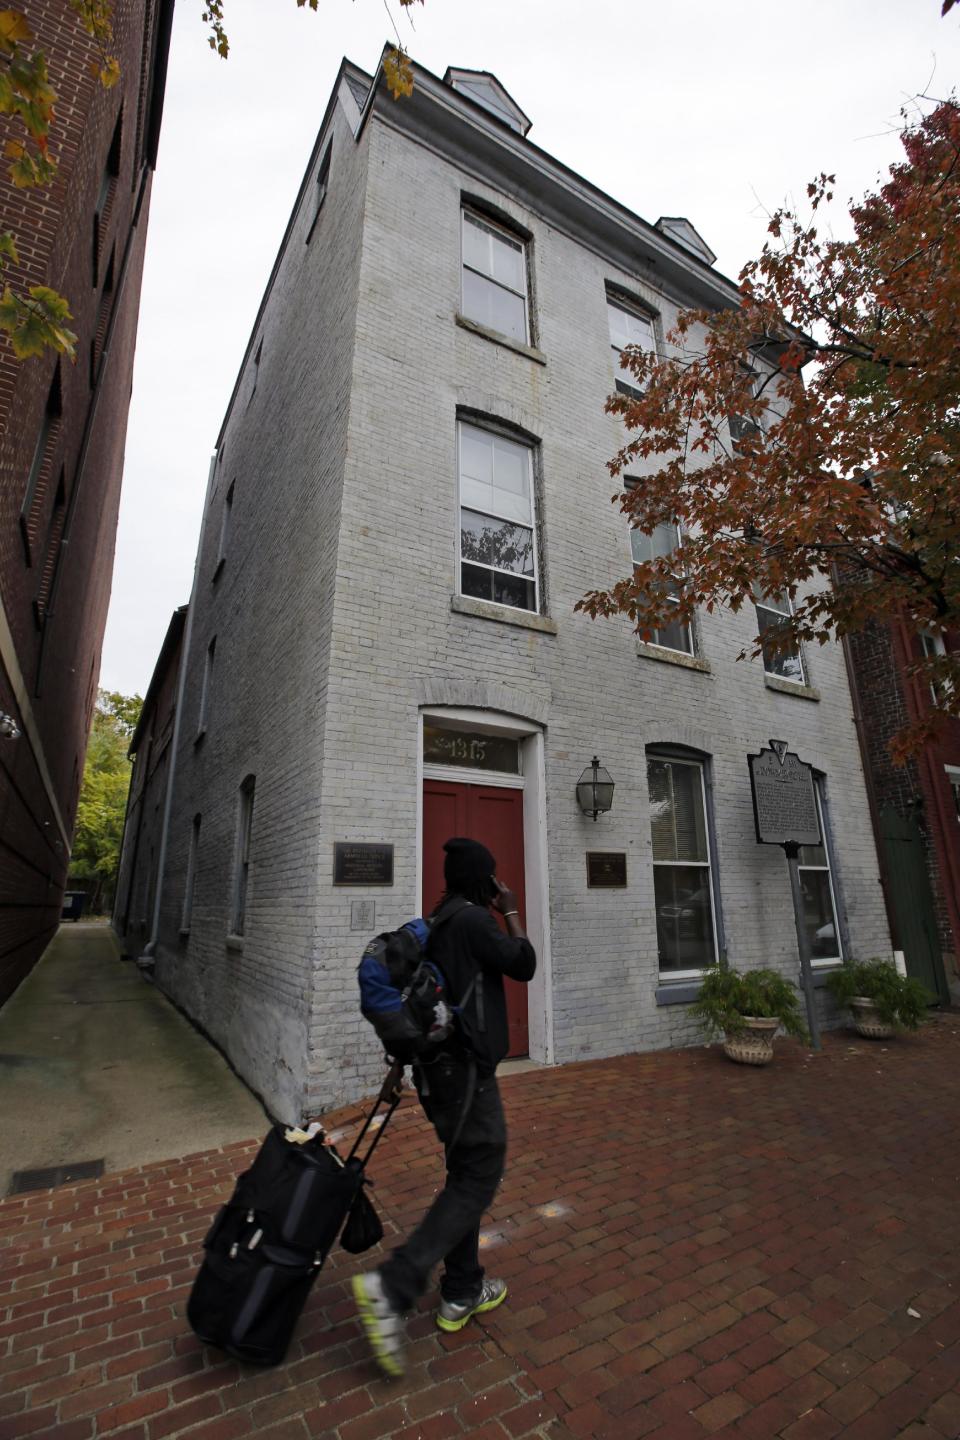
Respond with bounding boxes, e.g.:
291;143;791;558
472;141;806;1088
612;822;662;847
722;1016;780;1066
849;996;896;1040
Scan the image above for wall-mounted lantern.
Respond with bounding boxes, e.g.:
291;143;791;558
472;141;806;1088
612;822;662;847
0;712;21;740
576;755;615;821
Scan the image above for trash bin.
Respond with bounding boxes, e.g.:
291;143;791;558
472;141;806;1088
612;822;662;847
61;892;86;922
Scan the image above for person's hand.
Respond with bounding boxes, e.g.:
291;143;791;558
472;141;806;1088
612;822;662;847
491;876;518;916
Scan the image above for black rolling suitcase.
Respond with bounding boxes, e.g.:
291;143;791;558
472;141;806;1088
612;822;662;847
187;1066;402;1365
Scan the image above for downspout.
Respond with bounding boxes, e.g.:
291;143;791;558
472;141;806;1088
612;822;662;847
138;453;216;970
894;614;957;1001
114;736;151;945
918;740;960;985
838;623;899;954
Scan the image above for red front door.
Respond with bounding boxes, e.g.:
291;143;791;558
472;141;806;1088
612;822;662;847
422;779;529;1057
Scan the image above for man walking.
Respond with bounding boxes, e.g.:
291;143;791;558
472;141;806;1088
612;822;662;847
352;836;536;1376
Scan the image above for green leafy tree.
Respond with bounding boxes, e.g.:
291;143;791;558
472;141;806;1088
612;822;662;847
69;689;141;912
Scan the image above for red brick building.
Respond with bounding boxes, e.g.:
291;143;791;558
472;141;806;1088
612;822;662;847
845;620;959;1008
0;0;173;1005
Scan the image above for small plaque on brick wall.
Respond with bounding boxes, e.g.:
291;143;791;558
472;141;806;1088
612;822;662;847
333;842;394;886
350;900;376;932
586;852;627;888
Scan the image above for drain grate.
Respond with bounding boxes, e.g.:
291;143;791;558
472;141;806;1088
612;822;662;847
9;1159;105;1196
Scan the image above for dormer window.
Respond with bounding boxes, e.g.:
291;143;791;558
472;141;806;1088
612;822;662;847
444;68;531;136
654;216;717;266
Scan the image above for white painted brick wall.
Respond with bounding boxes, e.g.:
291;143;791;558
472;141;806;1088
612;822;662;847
153;96;371;1122
154;87;891;1122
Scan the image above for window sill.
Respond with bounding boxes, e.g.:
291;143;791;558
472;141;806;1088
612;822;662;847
178;927;190;940
655;980;703;1006
637;641;710;673
764;674;820;702
455;313;546;366
225;934;244;953
451;594;558;634
807;963;843;988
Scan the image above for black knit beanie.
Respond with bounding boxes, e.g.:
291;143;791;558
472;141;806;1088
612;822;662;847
443;837;496;900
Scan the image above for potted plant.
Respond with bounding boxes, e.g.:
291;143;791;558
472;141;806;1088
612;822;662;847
691;963;809;1065
826;958;929;1039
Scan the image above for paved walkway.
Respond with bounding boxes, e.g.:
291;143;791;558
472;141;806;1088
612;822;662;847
0;923;265;1197
2;1017;960;1440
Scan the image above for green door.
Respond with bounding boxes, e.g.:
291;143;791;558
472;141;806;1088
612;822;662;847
879;807;949;1005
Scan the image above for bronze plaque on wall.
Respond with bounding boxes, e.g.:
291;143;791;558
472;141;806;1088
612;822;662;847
586;852;627;888
333;843;394;886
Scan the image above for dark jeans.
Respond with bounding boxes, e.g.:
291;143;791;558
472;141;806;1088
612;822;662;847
378;1053;507;1311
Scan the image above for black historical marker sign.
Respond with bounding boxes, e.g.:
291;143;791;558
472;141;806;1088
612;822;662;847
748;739;821;847
333;842;394;886
586;852;628;888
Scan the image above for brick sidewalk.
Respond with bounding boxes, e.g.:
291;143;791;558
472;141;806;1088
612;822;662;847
2;1019;960;1440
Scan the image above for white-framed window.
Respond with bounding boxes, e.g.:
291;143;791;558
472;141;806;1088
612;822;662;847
753;587;806;685
630;516;693;656
457;419;538;613
181;814;201;934
423;718;522;776
461;209;528;343
945;765;960;822
607;295;656;395
197;636;216;738
921;631;947;705
647;753;718;975
729;365;767;447
797;784;842;964
230;776;255;937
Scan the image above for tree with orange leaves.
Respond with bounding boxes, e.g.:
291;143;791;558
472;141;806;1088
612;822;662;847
579;99;960;760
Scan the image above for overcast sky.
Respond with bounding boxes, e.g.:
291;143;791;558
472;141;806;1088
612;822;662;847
100;0;959;697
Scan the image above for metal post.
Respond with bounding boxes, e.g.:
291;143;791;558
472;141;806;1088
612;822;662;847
785;842;821;1050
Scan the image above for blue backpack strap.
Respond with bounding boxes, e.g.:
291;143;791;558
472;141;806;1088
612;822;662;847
402;917;431;948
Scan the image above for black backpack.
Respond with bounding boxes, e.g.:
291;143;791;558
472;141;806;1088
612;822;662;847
357;897;472;1061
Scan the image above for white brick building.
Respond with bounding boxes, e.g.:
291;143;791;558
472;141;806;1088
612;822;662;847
136;52;891;1122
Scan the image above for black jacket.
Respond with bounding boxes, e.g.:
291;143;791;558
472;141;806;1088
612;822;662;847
427;902;536;1075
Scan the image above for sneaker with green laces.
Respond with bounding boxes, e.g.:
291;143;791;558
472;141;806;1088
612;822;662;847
436;1277;507;1333
352;1271;406;1377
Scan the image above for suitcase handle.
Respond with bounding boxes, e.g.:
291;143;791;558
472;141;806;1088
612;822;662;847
346;1060;404;1167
